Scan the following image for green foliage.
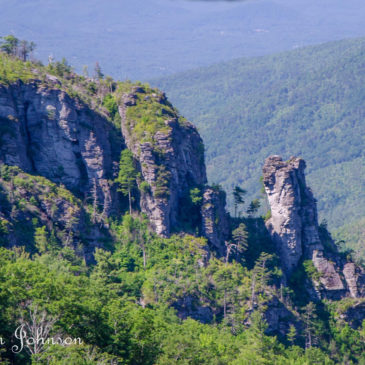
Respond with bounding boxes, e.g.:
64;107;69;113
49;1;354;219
34;226;48;254
247;199;261;217
122;84;179;144
154;164;170;199
154;37;365;252
232;223;249;253
189;187;202;206
334;217;365;261
139;180;150;194
116;149;138;213
0;39;365;364
46;57;73;77
0;165;84;252
0;52;34;84
263;209;271;221
0;212;362;363
233;186;246;218
0;35;19;55
0;35;35;61
287;324;297;346
102;93;118;121
303;260;321;282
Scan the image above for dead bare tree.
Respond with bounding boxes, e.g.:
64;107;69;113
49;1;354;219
15;304;59;355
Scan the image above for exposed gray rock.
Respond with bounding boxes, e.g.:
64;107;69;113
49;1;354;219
0;81;229;249
312;250;344;291
343;263;365;298
0;81;122;211
263;155;365;299
119;88;228;246
343;263;360;298
263;156;316;276
263;297;299;337
201;187;230;255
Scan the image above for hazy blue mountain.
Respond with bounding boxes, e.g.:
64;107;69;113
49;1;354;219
151;37;365;253
1;0;365;79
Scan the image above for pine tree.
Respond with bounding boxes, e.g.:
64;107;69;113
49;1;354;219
34;226;48;254
0;35;19;55
232;223;249;252
287;324;297;346
233;186;246;217
116;149;138;214
94;61;104;80
303;302;318;349
246;199;261;217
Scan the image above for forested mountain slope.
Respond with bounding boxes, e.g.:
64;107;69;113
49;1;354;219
2;46;365;364
152;37;365;255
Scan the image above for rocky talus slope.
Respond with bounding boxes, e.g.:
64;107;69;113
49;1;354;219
263;156;365;299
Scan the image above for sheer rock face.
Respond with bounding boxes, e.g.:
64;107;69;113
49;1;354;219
119;89;228;246
0;81;229;250
201;187;230;255
262;156;319;275
263;155;365;299
0;81;122;212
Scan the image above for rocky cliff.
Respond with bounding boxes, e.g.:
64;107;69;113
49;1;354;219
0;80;122;212
263;155;365;299
0;76;230;252
118;85;229;245
201;187;230;255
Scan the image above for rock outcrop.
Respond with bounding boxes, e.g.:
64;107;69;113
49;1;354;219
263;156;365;299
201;187;230;255
119;86;229;247
0;81;122;212
263;156;319;275
0;80;229;251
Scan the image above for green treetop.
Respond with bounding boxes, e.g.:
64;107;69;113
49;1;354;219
116;149;138;214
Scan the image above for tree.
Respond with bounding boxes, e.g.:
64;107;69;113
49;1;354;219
91;178;99;224
287;324;297;346
28;41;36;59
247;199;261;217
225;223;249;264
82;65;89;78
232;223;249;253
190;187;202;206
34;226;48;254
0;35;19;55
303;302;318;349
224;241;236;265
18;40;36;61
94;61;104;80
233;186;246;218
250;253;274;309
17;304;58;356
116;149;138;214
105;75;114;93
